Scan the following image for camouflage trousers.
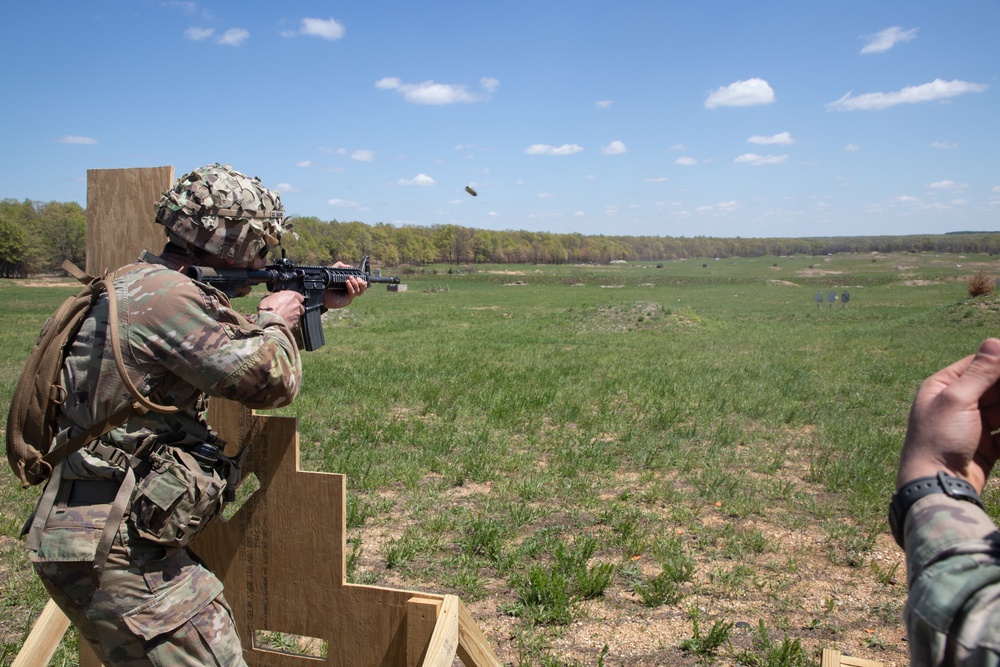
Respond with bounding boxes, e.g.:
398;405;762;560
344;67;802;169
29;478;248;666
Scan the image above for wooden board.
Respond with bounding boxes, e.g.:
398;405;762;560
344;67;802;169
821;648;884;667
85;166;173;275
12;600;70;667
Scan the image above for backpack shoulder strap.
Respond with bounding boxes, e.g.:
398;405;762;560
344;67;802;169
39;272;184;469
61;260;95;285
9;263;183;487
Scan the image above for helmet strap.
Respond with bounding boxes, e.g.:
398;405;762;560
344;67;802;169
166;231;198;259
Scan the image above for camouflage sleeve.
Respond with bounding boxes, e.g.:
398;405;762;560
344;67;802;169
124;269;302;410
903;495;1000;666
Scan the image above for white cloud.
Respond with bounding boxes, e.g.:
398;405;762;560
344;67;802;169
895;195;921;204
351;149;374;162
595;100;613;109
538;192;557;199
827;79;987;111
376;77;497;105
185;27;214;41
274;183;300;193
327;198;360;207
844;144;861;152
296;160;343;172
167;1;198;14
55;135;97;145
165;1;210;18
525;143;584;156
675;156;698;166
301;17;345;40
574;211;585;216
748;132;793;145
861;26;918;54
217;28;249;46
319;147;348;155
993;186;1000;193
929;141;958;149
395;173;436;186
668;143;687;151
928;180;970;191
705;78;775;109
601;140;628;155
697;201;738;214
734;153;788;166
645;177;669;183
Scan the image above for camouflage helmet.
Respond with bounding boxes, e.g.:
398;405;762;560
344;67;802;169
154;163;287;263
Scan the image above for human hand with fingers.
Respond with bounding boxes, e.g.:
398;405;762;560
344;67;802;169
258;290;306;329
896;337;1000;494
894;339;1000;667
322;268;367;310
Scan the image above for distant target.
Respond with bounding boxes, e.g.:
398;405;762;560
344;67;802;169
465;185;478;197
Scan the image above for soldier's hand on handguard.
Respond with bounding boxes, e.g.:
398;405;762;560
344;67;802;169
897;337;1000;494
258;290;306;329
322;262;367;310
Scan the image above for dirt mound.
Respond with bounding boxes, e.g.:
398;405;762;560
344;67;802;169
575;302;699;334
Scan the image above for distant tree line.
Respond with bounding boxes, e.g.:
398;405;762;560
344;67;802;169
3;198;1000;277
0;199;85;277
280;217;1000;267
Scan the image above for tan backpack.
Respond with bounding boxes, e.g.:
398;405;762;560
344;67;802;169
6;261;179;488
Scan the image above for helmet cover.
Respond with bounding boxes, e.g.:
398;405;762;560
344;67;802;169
154;163;287;263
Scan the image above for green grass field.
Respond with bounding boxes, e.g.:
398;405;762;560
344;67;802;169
1;251;998;666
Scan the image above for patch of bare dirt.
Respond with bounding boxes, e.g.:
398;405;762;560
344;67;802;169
16;280;79;288
795;269;844;277
575;302;698;334
347;442;908;667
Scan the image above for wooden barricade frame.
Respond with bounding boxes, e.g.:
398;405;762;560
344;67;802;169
15;166;501;667
820;648;884;667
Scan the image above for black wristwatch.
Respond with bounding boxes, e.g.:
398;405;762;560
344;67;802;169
888;471;984;549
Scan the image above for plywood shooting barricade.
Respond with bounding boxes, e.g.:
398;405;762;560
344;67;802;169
820;648;883;667
16;166;501;667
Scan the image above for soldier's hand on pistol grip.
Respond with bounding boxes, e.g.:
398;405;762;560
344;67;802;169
258;290;306;329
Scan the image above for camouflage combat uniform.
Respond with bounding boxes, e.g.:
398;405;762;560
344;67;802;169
904;494;1000;666
26;252;301;666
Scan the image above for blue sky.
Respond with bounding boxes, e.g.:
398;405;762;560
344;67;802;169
1;1;997;239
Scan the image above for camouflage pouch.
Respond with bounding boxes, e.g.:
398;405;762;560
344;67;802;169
129;445;227;549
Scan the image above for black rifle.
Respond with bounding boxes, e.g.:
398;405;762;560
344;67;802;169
187;255;400;351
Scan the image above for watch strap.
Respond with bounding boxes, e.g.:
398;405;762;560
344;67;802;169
888;471;983;549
